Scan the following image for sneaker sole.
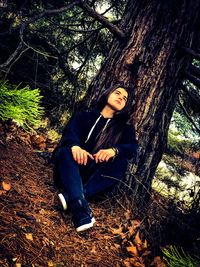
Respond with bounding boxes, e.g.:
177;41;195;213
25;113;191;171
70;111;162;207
58;193;67;210
76;217;96;232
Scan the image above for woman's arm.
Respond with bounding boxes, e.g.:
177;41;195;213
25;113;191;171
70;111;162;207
59;111;85;148
93;125;138;162
114;125;138;159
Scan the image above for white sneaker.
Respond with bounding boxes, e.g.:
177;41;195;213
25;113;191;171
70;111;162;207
58;193;68;210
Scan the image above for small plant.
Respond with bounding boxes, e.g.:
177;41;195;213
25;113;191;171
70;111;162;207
0;80;44;131
162;245;200;267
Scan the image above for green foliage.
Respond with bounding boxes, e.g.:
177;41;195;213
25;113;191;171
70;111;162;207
0;80;44;130
167;129;194;155
162;245;200;267
171;111;194;137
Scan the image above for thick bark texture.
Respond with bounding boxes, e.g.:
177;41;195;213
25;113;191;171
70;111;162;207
84;0;200;198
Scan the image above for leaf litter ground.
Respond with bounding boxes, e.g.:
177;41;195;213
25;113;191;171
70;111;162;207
1;121;198;267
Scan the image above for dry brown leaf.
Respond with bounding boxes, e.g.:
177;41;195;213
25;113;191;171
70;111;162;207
30;134;46;149
0;190;7;195
134;231;143;252
124;209;132;220
130;219;141;229
25;233;33;241
127;225;136;237
111;225;124;235
151;256;167;267
111;225;126;238
2;181;11;191
126;244;139;257
48;260;54;266
111;244;121;252
111;225;127;239
124;257;145;267
103;235;111;240
123;258;132;267
114;243;121;249
141;249;151;257
142;239;148;250
90;245;97;253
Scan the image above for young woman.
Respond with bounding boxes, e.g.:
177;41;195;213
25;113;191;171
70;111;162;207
53;84;138;232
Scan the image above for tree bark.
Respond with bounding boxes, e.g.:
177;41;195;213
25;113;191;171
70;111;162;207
83;0;200;200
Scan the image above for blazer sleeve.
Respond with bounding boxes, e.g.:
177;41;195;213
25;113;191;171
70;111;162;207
115;125;138;160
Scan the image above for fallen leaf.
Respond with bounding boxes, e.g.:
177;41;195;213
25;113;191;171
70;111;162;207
0;190;7;195
111;225;124;235
127;224;136;237
134;231;143;252
114;243;121;249
2;181;11;191
141;249;151;257
25;233;33;241
142;239;148;250
123;258;132;267
90;245;97;253
126;243;139;257
151;256;167;267
124;257;145;267
130;219;141;229
30;134;46;149
124;209;132;220
48;260;54;266
103;235;111;240
110;225;126;239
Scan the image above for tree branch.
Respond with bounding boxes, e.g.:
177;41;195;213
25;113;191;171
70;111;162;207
185;71;200;88
77;0;126;39
0;24;25;69
183;47;200;61
76;31;99;77
188;64;200;79
181;84;200;111
178;96;200;134
60;26;103;33
23;1;80;26
0;1;79;69
61;30;98;56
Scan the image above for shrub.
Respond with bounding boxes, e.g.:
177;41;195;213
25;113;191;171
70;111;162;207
162;245;200;267
0;80;44;131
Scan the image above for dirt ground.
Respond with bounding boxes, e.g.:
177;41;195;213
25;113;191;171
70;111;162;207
0;121;171;267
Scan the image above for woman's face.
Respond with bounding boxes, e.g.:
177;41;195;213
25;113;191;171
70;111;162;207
107;87;128;111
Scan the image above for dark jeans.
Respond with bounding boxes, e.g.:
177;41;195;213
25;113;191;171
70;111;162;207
53;147;129;202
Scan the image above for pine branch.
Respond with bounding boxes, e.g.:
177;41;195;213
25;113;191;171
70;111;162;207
0;81;44;130
0;1;79;69
21;1;80;26
185;71;200;88
183;47;200;61
0;24;25;69
178;96;200;134
188;64;200;79
60;26;103;33
61;31;98;56
181;84;200;110
77;0;126;39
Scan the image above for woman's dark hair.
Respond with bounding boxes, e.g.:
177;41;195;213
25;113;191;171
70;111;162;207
94;83;134;151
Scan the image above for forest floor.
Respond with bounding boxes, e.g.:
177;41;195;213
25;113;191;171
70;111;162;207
0;121;199;267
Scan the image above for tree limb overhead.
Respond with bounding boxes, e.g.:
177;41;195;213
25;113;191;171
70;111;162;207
183;47;200;61
77;0;126;39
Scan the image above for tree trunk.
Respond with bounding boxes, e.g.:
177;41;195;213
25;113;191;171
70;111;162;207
84;0;200;200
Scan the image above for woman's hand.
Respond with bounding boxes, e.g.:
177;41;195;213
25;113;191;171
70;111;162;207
71;146;94;165
93;148;116;163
